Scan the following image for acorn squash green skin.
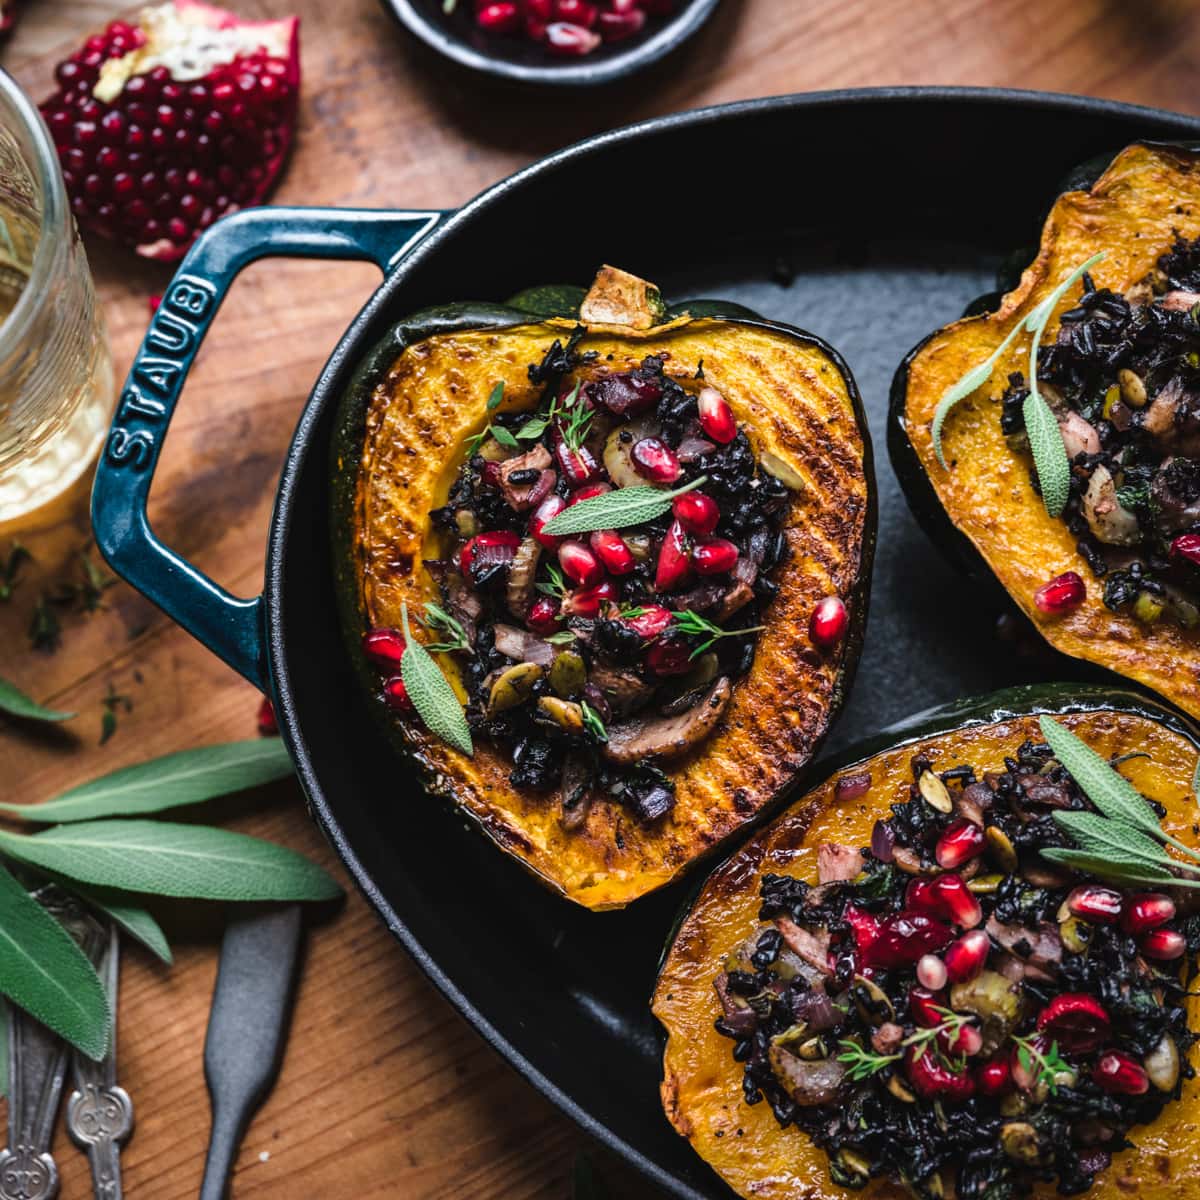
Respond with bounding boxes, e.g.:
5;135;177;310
329;283;877;910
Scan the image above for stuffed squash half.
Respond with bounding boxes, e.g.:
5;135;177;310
891;142;1200;719
655;685;1200;1200
331;267;874;910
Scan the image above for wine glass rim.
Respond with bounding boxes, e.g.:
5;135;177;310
0;67;69;362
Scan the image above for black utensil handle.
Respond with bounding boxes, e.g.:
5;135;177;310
199;905;304;1200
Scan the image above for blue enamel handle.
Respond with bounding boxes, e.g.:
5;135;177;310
91;206;442;690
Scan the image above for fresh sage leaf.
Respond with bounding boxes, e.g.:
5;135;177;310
400;603;472;756
0;862;109;1060
542;477;707;537
0;676;74;722
0;739;294;824
1040;848;1190;888
1053;812;1177;873
0;821;342;903
64;881;172;964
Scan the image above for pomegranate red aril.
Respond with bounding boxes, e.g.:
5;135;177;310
936;819;986;871
1036;994;1111;1055
933;873;983;929
655;520;692;592
1093;1051;1150;1096
843;905;880;960
41;0;301;260
1067;885;1123;925
1171;533;1200;567
631;437;681;484
598;8;646;38
476;1;521;32
1121;893;1176;934
362;627;406;671
692;538;739;575
907;879;942;917
916;954;948;992
869;912;953;968
544;20;601;55
560;578;616;619
553;0;597;26
907;987;945;1028
943;929;990;983
624;603;672;640
1140;928;1186;960
459;530;520;584
977;1057;1012;1096
526;596;561;635
558;540;604;588
382;675;415;713
697;386;737;443
809;596;848;650
672;491;720;535
645;636;692;677
567;481;611;506
939;1021;983;1058
905;1046;975;1103
1034;571;1086;615
256;695;278;737
588;529;636;576
553;436;601;487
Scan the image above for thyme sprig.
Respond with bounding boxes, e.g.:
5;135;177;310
671;609;765;659
516;379;590;449
836;1009;973;1081
1012;1035;1073;1095
580;700;608;743
422;602;472;654
536;564;567;600
462;381;513;456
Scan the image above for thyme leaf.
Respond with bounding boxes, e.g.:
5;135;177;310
1012;1035;1072;1095
836;1039;899;1082
536;564;567;599
422;602;472;654
580;700;608;743
670;609;765;658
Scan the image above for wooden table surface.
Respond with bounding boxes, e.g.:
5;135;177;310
4;1;1200;1196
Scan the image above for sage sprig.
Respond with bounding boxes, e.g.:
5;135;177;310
932;251;1105;520
542;477;707;537
400;602;473;756
1037;715;1200;888
0;676;74;723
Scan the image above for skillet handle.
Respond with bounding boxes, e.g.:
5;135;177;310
91;206;442;690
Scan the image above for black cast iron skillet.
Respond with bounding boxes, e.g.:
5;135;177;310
91;89;1200;1199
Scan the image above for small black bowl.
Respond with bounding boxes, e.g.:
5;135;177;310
379;0;721;87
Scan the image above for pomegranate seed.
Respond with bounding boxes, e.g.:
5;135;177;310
697;386;737;443
977;1057;1012;1096
1067;885;1123;925
932;873;983;929
589;530;637;575
907;987;944;1028
1093;1051;1149;1096
1140;928;1186;960
544;20;601;54
1171;533;1200;566
476;1;521;31
672;491;720;535
809;596;848;650
645;637;691;677
943;929;990;983
256;695;278;737
559;540;604;588
530;494;568;549
905;1046;975;1103
568;482;611;505
935;819;986;870
598;8;646;38
1121;893;1176;934
553;436;601;487
382;675;415;713
655;520;692;592
906;879;942;917
561;579;616;619
868;913;953;968
460;530;520;582
40;3;300;261
1034;571;1086;614
527;596;561;635
624;604;673;640
553;0;597;25
939;1021;983;1058
916;954;948;991
362;627;406;671
1036;994;1111;1054
843;905;880;962
631;437;682;484
692;538;739;575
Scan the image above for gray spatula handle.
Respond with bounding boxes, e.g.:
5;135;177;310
199;905;303;1200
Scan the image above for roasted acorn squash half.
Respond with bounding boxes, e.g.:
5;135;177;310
331;268;875;910
654;683;1200;1200
890;142;1200;719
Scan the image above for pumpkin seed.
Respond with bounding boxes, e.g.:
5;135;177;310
1134;591;1165;624
999;1093;1028;1118
887;1074;916;1103
486;662;542;717
1145;1035;1180;1092
918;770;953;814
759;450;806;492
967;872;1005;895
1118;368;1147;408
1000;1123;1041;1164
537;696;584;733
455;509;478;537
851;975;894;1026
477;436;513;462
832;1149;871;1188
548;650;587;698
951;970;1024;1055
1060;917;1092;955
623;533;652;562
797;1036;827;1061
770;1023;810;1050
985;826;1018;872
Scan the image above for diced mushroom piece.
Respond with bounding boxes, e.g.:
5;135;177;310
506;537;542;620
985;916;1063;977
1082;465;1140;546
1143;378;1182;441
445;577;482;645
818;842;864;884
717;580;755;622
1057;411;1101;460
589;663;655;716
671;581;727;614
774;915;833;976
767;1043;846;1107
497;444;553;511
560;754;593;832
602;677;732;765
493;623;557;668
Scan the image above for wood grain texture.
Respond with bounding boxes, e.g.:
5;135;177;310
2;0;1200;1196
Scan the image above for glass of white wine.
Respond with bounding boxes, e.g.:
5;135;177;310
0;67;113;528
